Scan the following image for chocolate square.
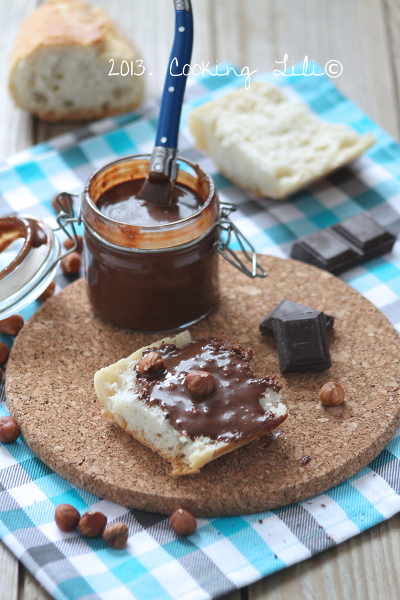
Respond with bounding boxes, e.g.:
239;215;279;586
291;230;359;273
332;213;395;252
272;312;331;373
260;299;334;336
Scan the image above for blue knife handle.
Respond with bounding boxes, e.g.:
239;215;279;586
155;9;194;149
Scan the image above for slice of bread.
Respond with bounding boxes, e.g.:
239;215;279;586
188;81;375;199
8;0;144;122
94;331;287;476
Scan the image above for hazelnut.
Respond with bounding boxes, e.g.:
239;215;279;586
170;508;197;536
78;511;107;537
63;235;83;253
51;193;71;214
55;504;80;532
103;522;129;549
0;416;20;443
61;252;81;275
138;352;165;376
319;381;345;406
0;315;24;336
0;342;9;366
37;280;56;302
185;371;215;396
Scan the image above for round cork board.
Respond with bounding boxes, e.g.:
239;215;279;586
5;255;400;517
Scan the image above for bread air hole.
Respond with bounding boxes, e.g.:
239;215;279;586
63;100;74;108
32;91;47;104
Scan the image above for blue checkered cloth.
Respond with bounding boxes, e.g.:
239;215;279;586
1;64;400;600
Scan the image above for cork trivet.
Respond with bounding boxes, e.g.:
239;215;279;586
5;255;400;517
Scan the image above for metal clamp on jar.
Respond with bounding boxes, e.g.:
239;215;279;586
0;155;266;331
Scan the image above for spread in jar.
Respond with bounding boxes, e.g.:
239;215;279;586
96;177;203;226
136;338;284;442
82;155;220;331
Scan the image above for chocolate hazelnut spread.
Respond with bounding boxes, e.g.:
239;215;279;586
82;155;220;331
136;338;283;442
97;178;203;226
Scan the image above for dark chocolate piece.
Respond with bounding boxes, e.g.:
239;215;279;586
291;230;358;273
272;313;331;373
332;213;394;252
290;214;396;274
260;299;334;336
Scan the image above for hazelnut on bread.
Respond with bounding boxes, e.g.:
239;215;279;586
8;0;144;122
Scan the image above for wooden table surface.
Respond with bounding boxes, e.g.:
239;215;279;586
1;1;400;599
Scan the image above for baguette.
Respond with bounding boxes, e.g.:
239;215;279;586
94;331;287;476
188;81;375;199
8;0;144;122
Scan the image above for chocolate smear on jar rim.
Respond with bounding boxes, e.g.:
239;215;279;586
135;338;283;442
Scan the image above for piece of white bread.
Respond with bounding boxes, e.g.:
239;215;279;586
94;331;287;476
188;81;375;199
8;0;144;122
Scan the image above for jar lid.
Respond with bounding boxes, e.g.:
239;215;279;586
0;216;61;319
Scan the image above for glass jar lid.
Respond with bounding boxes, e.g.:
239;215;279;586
0;207;79;319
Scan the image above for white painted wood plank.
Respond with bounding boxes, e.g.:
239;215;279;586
249;514;400;600
0;543;18;600
213;0;399;139
0;0;38;161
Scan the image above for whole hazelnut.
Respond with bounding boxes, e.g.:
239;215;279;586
0;416;20;443
319;381;345;406
103;522;129;549
0;342;9;366
78;511;107;537
55;504;80;532
0;315;24;336
61;252;81;275
138;352;165;376
63;235;83;253
37;280;56;302
51;193;71;214
185;371;215;396
170;508;197;536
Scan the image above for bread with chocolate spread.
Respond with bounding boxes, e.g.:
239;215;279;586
8;0;144;122
94;331;287;476
188;81;375;199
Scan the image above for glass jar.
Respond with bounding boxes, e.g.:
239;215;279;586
81;155;220;331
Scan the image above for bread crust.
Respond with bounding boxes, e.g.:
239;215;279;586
8;0;144;121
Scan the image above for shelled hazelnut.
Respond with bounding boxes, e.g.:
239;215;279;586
185;371;215;396
51;193;70;214
60;252;81;275
138;352;165;376
63;235;83;253
0;416;20;443
78;511;107;537
319;381;345;406
170;508;197;536
38;280;56;302
55;504;80;532
0;315;24;336
103;522;129;549
0;342;9;366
